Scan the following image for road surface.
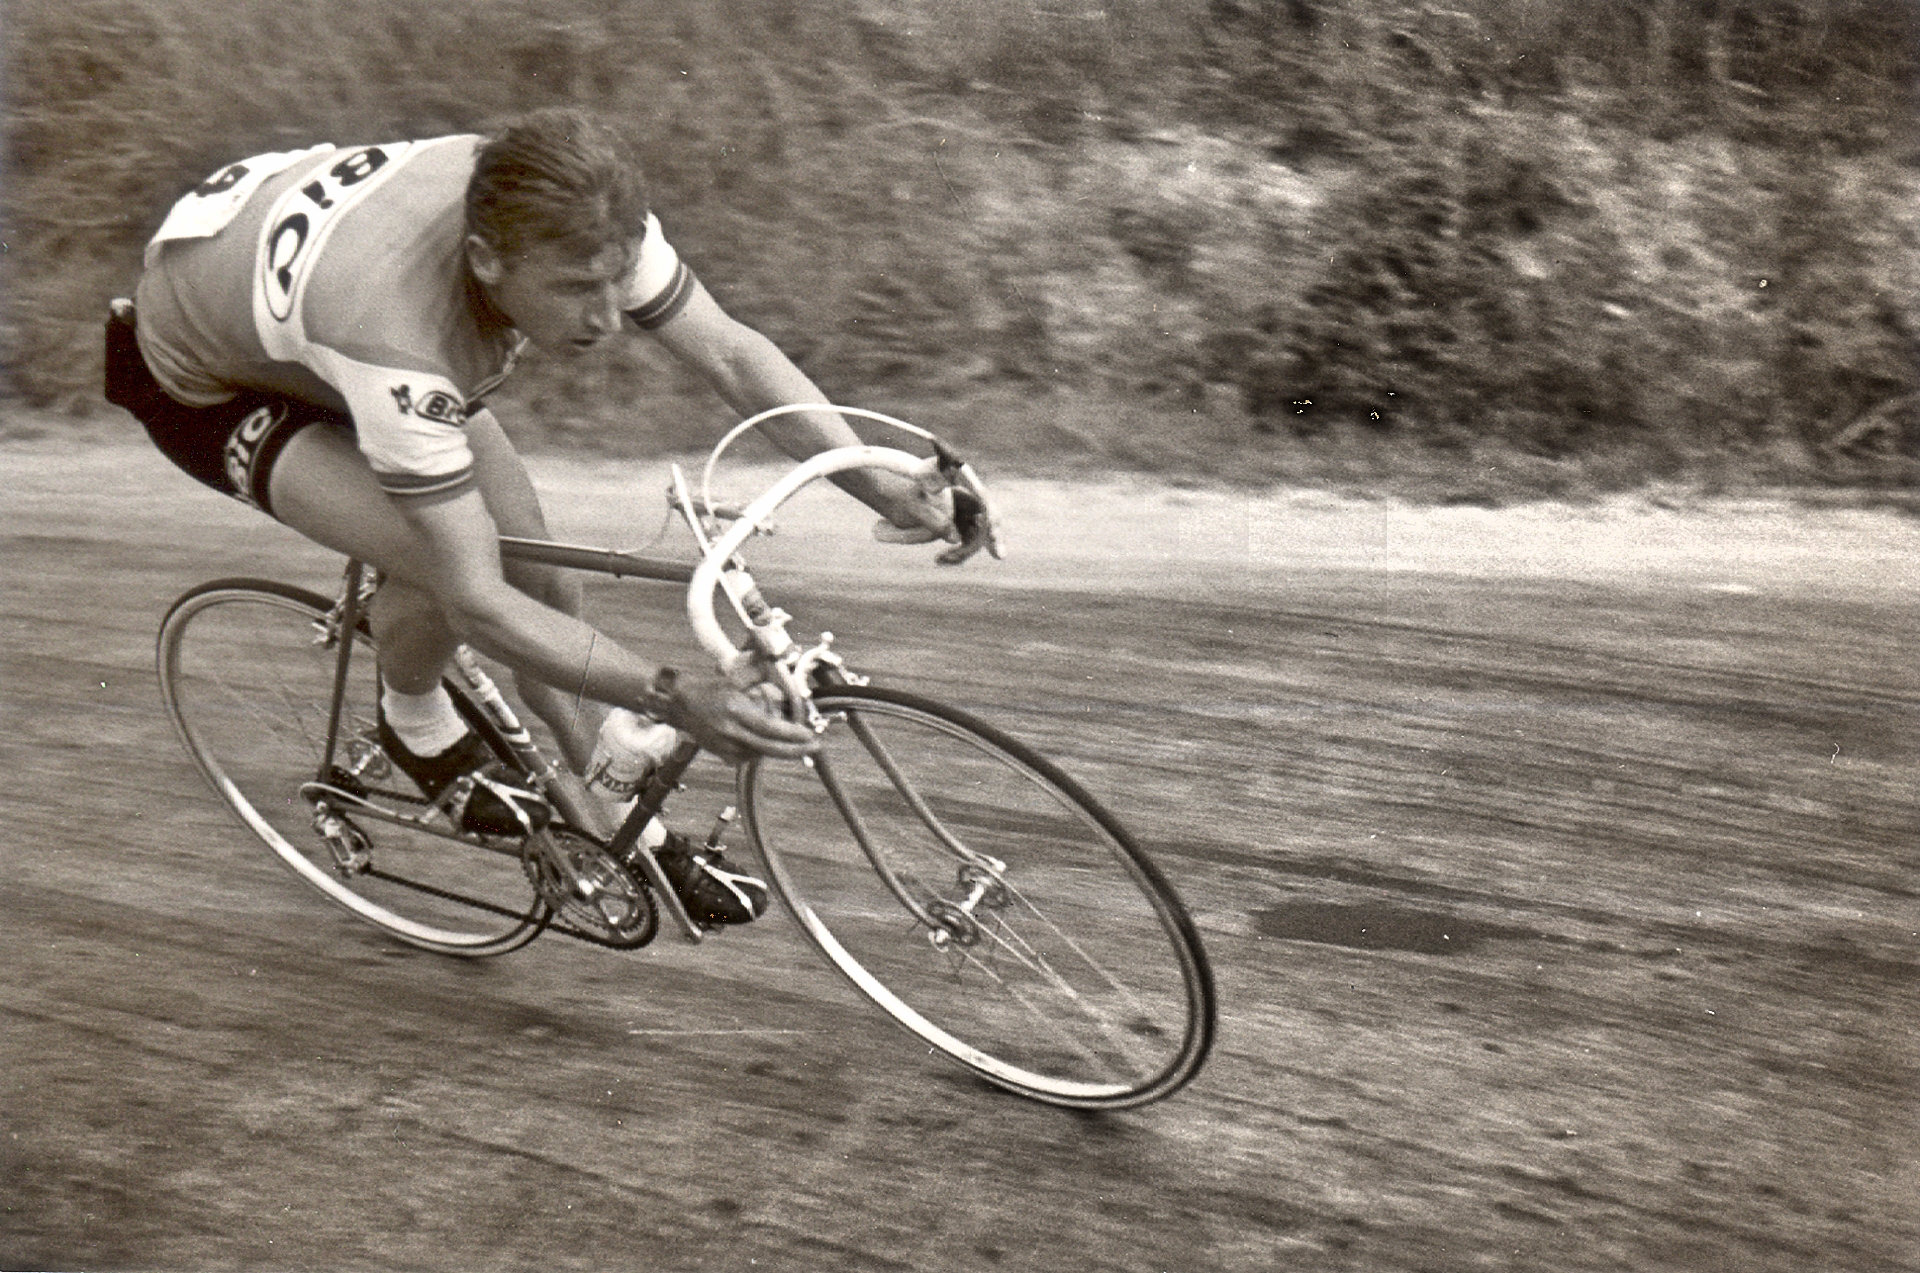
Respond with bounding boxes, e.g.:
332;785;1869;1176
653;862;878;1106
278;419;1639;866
4;431;1917;1271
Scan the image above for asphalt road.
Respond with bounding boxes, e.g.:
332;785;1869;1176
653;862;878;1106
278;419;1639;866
4;433;1917;1272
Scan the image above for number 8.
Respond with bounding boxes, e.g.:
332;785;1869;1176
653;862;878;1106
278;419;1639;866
329;148;387;187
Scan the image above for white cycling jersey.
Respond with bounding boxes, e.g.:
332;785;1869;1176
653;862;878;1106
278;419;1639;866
135;134;692;500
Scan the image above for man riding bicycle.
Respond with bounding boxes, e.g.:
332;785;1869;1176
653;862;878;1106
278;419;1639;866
107;107;988;921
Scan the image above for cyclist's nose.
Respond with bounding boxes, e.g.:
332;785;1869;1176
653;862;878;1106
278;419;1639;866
586;287;621;338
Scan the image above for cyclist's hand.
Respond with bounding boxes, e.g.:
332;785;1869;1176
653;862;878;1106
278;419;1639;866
871;441;1004;566
871;482;957;547
655;670;816;764
934;481;999;566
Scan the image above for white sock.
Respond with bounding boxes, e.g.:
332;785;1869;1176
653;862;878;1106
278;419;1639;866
380;682;468;757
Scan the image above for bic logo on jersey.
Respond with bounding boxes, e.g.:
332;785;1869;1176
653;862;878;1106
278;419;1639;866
261;147;397;322
390;384;464;424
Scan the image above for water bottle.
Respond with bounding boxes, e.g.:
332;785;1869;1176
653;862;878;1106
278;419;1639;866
585;709;680;817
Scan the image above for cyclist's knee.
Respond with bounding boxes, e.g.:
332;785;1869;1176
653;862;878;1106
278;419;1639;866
368;578;453;641
371;576;441;622
367;579;459;691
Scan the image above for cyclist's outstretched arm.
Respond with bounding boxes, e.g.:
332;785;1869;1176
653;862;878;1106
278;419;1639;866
391;488;815;762
643;278;957;542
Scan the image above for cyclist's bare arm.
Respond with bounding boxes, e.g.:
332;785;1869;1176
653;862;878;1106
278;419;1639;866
392;486;815;762
645;279;955;541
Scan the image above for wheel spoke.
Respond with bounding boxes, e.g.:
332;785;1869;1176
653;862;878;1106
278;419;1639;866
933;902;1169;1080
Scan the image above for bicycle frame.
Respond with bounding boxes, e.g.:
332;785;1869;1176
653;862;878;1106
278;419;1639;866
161;424;1214;1105
299;441;974;947
303;549;712;942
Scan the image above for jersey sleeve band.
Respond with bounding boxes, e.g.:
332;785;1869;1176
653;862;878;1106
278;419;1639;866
624;261;694;330
376;466;477;501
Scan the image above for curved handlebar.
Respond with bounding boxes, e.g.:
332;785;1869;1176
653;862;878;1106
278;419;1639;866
686;444;929;671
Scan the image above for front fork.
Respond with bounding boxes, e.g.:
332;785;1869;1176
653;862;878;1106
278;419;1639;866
804;704;1012;951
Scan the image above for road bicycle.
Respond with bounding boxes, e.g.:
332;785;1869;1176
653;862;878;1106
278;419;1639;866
154;408;1216;1109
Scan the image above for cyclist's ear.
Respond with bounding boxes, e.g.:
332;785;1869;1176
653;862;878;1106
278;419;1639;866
465;234;506;286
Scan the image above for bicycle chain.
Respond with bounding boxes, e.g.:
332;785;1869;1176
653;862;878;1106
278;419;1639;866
322;770;655;950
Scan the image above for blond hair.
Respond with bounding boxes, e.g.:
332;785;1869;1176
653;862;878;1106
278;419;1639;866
466;108;650;259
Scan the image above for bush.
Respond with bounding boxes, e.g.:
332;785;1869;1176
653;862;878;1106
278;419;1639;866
3;0;1915;492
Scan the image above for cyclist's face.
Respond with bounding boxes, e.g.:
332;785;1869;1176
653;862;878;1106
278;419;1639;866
467;235;635;353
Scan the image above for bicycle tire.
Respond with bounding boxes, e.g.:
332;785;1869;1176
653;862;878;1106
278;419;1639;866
739;685;1215;1109
157;578;548;956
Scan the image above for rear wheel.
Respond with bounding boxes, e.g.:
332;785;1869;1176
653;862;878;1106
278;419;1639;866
157;578;547;956
740;685;1215;1108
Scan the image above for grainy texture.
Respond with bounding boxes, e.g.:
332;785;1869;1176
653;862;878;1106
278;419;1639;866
3;436;1916;1272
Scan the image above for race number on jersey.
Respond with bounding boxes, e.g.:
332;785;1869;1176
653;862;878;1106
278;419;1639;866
144;146;331;267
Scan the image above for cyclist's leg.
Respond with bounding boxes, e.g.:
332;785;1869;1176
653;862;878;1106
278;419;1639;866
264;422;459;697
366;580;458;694
267;410;602;765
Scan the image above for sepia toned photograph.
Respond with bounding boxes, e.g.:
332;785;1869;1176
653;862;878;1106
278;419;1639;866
3;2;1915;1269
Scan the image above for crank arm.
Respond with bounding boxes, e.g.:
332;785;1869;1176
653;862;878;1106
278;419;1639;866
600;808;707;945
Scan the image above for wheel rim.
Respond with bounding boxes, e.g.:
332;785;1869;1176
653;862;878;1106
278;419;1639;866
743;689;1212;1107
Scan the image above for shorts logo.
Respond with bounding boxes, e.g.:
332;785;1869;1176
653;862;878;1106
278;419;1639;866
390;384;465;424
223;405;281;508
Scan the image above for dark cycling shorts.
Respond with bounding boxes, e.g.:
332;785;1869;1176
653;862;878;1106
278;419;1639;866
104;306;351;520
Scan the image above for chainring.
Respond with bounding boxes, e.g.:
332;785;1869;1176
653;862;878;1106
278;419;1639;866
523;828;659;948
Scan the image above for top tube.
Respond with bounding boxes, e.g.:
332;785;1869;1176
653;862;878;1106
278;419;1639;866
495;442;930;674
497;537;694;584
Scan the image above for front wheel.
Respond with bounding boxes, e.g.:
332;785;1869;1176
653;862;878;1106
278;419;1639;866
739;686;1215;1109
157;579;548;956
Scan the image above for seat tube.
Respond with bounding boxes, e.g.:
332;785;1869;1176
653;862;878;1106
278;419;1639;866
318;559;370;780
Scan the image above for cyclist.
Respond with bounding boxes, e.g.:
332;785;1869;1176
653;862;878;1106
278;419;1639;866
107;107;989;922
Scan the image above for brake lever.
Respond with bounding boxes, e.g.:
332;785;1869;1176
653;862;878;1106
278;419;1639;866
931;440;1004;564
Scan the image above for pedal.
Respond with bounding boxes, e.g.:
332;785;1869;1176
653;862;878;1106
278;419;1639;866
312;802;371;875
342;731;392;784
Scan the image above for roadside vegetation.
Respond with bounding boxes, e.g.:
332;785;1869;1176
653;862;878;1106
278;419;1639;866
4;0;1916;500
